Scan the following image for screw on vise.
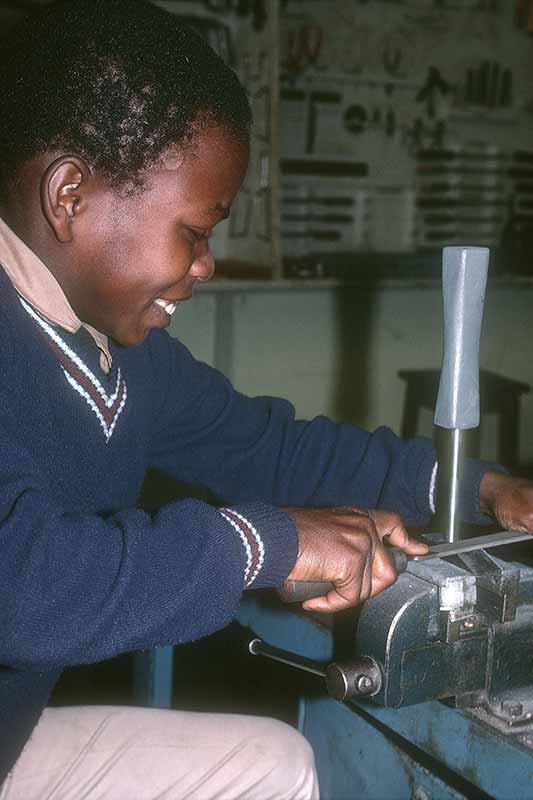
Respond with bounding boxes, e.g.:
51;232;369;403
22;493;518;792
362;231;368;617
324;656;382;701
249;638;382;701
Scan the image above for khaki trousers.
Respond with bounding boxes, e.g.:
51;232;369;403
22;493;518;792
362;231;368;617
0;706;319;800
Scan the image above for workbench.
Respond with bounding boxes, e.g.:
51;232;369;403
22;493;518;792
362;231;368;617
237;593;533;800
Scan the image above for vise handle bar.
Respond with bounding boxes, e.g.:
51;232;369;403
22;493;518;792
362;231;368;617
249;638;383;701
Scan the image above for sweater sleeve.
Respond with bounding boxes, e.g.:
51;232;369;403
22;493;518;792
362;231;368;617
0;388;297;670
144;333;425;524
145;331;503;529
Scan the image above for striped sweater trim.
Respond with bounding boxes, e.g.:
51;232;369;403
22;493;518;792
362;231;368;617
218;508;265;588
19;296;127;442
429;460;438;515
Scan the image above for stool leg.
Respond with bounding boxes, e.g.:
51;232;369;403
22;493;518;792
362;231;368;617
134;646;174;709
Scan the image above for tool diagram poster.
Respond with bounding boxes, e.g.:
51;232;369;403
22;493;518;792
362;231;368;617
280;0;533;256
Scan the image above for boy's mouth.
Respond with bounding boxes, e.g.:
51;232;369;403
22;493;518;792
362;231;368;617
154;298;178;316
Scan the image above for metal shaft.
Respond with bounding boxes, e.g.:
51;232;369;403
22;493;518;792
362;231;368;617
249;638;384;701
249;638;325;677
447;427;462;543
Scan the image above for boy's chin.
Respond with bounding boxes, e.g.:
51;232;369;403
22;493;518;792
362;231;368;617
109;324;147;348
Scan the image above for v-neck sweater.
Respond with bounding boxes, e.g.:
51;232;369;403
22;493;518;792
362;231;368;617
0;264;495;780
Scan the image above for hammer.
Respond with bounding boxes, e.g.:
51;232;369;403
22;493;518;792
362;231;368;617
280;246;490;604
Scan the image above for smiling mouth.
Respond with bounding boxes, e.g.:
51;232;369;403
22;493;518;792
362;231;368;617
154;298;178;316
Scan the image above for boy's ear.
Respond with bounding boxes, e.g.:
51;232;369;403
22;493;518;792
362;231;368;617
40;155;91;243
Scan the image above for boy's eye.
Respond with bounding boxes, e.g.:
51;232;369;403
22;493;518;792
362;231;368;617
187;227;210;242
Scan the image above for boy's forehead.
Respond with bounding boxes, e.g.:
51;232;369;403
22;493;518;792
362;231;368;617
167;128;248;187
115;133;247;222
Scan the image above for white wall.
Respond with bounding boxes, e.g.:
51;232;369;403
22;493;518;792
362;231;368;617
169;283;533;468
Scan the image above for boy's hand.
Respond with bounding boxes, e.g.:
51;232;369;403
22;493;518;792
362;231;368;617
480;471;533;533
283;506;428;613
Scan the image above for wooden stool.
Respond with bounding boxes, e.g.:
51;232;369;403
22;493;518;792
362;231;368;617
398;369;530;468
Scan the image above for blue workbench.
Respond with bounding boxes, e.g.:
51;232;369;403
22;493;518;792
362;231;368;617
238;594;533;800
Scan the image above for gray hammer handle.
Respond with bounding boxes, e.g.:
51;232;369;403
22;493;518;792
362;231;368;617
434;246;490;430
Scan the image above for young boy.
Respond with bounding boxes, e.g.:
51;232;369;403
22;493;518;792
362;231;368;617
0;1;532;797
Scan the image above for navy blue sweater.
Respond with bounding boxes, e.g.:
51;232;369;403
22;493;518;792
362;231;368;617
0;266;493;778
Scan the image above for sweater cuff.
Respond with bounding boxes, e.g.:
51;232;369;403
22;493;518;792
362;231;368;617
218;501;298;590
413;443;441;524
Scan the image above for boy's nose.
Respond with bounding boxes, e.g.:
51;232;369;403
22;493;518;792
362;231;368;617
192;248;215;283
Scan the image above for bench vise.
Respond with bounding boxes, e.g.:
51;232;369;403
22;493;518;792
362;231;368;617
353;548;533;721
252;541;533;724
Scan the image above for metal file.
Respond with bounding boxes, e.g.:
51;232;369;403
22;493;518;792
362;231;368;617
414;528;532;560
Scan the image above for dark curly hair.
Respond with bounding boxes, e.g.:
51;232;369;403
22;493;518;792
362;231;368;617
0;0;251;192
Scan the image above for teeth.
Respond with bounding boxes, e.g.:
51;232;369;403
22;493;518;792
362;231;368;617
155;298;178;316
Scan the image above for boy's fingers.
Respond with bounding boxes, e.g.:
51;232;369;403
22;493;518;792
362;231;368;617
393;535;429;555
371;510;429;555
369;543;399;598
303;547;375;612
359;543;375;601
